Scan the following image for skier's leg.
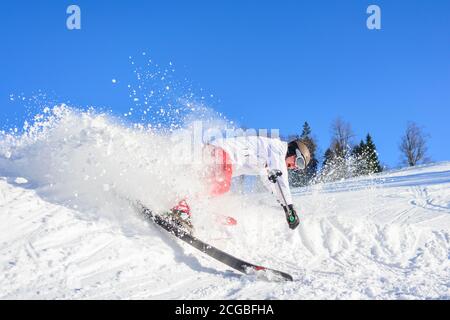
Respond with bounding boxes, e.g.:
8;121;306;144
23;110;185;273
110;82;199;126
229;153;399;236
207;146;233;196
167;145;234;231
204;146;237;225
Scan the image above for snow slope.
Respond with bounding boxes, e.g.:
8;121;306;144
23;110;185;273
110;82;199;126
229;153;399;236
0;107;449;299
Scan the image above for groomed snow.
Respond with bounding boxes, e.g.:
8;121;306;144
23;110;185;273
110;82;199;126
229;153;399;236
0;107;449;299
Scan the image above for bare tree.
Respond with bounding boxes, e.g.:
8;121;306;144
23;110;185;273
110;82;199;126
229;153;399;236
330;117;355;158
399;122;430;167
317;117;357;182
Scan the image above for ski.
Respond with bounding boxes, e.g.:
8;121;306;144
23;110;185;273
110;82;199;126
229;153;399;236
134;202;293;282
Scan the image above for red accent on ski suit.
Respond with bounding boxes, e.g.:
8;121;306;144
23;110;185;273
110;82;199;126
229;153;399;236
204;144;233;196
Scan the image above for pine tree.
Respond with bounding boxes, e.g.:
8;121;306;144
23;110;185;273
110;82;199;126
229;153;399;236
301;122;312;138
352;140;365;158
352;134;382;175
364;134;382;173
352;140;367;175
323;148;334;167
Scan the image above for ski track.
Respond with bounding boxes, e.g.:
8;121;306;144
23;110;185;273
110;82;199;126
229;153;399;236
1;162;450;299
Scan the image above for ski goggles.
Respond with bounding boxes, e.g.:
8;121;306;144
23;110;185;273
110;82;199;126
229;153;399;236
295;148;306;170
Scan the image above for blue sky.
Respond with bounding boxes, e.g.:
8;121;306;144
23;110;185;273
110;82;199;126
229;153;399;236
1;0;449;167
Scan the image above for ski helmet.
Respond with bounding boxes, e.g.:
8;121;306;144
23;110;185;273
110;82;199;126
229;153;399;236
286;139;311;170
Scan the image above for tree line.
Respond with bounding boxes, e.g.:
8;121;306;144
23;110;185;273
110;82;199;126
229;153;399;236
288;118;430;187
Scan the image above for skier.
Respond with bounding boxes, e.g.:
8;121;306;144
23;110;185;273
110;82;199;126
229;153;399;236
168;136;311;231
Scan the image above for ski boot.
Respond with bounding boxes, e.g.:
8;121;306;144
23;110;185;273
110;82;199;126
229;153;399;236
166;200;194;234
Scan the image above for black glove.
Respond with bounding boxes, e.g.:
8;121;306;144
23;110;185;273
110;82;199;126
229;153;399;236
282;204;300;230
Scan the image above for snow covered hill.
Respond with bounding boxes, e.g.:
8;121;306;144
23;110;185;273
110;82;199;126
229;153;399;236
0;107;449;299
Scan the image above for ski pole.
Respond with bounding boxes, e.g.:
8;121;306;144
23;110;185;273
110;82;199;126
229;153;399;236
267;170;297;226
268;170;289;207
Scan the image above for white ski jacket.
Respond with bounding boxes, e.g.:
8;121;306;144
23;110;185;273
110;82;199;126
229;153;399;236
210;136;293;205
